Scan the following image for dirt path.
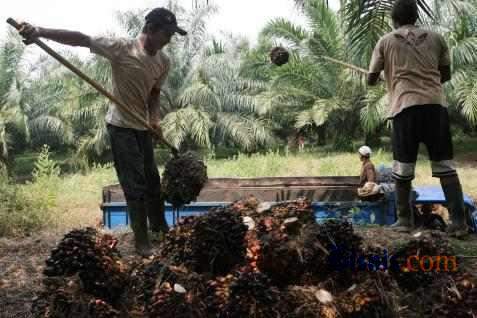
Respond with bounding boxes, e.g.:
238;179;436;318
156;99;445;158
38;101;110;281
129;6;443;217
0;235;56;318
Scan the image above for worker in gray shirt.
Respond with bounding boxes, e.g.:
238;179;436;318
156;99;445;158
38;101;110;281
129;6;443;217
19;8;188;255
368;0;467;237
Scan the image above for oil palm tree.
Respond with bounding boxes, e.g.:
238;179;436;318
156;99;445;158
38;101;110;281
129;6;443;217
247;0;365;147
162;46;274;151
0;32;71;168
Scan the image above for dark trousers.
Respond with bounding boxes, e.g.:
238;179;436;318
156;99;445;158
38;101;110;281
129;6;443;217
107;124;161;203
391;105;456;181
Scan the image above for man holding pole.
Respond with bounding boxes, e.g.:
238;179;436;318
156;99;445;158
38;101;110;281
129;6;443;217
18;7;187;256
367;0;468;237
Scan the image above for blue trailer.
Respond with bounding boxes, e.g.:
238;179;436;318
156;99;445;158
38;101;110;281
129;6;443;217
101;177;477;232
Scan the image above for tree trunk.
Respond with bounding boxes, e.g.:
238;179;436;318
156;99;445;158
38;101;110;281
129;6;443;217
365;131;382;147
317;126;326;146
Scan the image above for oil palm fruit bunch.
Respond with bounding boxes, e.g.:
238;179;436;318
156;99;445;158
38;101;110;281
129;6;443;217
244;230;261;272
141;260;207;318
230;195;261;217
267;198;315;226
300;220;363;286
32;280;120;318
283;286;338;318
270;46;290;66
222;271;282;318
88;299;120;318
390;231;452;292
162;151;208;208
254;216;304;286
161;209;247;275
432;273;477;317
42;228;126;302
205;273;237;315
336;273;397;318
234;197;314;226
159;216;197;266
239;199;314;285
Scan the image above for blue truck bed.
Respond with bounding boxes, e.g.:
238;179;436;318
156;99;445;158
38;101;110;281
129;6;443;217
101;179;477;231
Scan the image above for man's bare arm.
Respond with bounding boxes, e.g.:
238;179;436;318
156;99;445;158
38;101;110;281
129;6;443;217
367;72;380;86
439;65;451;84
148;87;162;131
19;23;91;48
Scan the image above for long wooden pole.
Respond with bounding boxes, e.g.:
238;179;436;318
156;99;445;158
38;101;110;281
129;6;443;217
322;56;369;74
6;18;178;155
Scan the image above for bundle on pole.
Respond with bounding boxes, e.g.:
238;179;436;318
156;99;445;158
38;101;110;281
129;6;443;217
161;151;208;209
270;46;290;66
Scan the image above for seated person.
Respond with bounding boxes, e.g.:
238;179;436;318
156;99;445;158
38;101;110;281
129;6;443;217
357;146;380;200
358;146;376;186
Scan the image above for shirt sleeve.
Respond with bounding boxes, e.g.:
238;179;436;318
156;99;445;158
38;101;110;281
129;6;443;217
438;35;451;67
89;36;124;61
369;38;385;73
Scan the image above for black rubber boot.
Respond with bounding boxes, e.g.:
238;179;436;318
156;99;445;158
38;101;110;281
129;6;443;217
441;176;469;239
390;180;413;231
146;196;169;235
128;200;152;257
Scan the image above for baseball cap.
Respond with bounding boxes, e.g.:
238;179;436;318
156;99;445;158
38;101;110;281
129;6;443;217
145;8;187;36
358;146;372;156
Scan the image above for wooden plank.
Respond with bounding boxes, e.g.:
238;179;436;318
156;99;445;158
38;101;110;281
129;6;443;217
102;176;361;203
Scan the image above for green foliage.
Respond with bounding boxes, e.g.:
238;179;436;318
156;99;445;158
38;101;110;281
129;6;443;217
243;0;369;147
32;145;61;180
15;145;61;234
361;85;389;133
0;166;53;237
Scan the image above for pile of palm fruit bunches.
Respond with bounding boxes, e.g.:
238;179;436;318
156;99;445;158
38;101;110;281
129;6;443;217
32;197;476;317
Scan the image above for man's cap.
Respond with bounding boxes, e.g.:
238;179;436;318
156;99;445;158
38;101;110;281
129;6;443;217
358;146;372;157
145;8;187;36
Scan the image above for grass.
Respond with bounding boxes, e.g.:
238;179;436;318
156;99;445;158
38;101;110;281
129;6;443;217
7;138;477;234
52;164;117;229
206;147;477;200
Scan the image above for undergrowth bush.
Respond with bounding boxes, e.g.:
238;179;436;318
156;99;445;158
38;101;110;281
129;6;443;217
0;145;59;237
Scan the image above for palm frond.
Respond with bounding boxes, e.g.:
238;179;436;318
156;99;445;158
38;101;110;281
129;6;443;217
180;82;218;109
305;0;342;58
218;94;258;113
241;116;275;147
29;115;71;144
450;37;477;69
0;120;10;160
115;9;147;37
361;86;389;132
461;81;477;125
452;70;477;124
215;113;254;150
295;98;338;129
0;31;25;104
162;107;212;148
76;123;109;159
261;18;310;47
